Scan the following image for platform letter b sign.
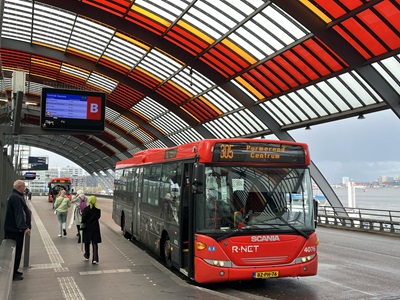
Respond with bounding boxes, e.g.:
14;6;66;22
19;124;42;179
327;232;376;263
90;103;99;113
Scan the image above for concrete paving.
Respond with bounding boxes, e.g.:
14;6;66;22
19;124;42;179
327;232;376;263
11;196;237;300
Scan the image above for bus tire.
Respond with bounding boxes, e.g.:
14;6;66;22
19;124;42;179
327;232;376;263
121;213;131;239
162;234;173;269
120;213;125;232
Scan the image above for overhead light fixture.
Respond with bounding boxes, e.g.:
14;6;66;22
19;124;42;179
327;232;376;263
357;114;365;120
305;126;311;130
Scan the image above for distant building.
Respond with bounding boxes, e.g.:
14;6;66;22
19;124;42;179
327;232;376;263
378;176;393;186
342;177;350;185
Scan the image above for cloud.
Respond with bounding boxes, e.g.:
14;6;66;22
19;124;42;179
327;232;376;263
291;110;400;183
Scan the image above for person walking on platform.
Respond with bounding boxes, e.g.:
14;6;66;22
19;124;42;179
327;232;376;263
81;195;102;264
68;189;87;242
3;180;32;281
54;189;71;237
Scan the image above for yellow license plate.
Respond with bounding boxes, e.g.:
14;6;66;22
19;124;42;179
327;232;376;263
254;271;279;279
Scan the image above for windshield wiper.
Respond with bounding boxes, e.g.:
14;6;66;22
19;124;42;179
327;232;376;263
215;225;262;242
278;216;309;238
216;229;241;242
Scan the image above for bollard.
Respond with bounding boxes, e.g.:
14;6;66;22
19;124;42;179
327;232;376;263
23;234;30;268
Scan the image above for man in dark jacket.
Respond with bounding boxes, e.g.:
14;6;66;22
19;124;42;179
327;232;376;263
4;180;32;280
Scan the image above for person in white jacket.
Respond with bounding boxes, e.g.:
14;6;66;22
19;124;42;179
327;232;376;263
68;190;87;242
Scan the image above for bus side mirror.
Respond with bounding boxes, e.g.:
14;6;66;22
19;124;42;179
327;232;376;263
192;163;205;194
313;199;319;228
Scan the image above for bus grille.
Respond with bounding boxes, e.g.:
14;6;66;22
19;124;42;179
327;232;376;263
241;256;288;264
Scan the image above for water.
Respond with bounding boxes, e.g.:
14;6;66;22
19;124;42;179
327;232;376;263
328;187;400;211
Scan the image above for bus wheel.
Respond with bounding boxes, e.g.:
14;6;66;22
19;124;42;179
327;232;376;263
120;214;125;232
121;214;130;239
163;235;173;269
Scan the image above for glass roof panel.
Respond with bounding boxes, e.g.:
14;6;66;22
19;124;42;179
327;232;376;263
92;135;120;154
281;96;309;122
295;89;328;117
116;137;137;150
233;37;346;102
81;0;131;18
331;1;400;60
138;49;183;82
102;34;148;69
60;64;90;80
169;127;204;145
86;72;118;93
112;115;138;132
260;100;290;126
68;17;115;58
107;84;144;109
202;87;241;113
372;56;400;95
305;86;338;114
32;3;75;50
171;67;214;97
131;128;153;144
203;109;266;138
341;72;383;106
145;140;167;149
231;79;259;102
132;97;168;120
269;98;300;124
151;112;188;134
183;4;228;39
316;81;350;111
285;93;318;120
259;67;386;127
135;0;183;22
1;0;33;42
181;98;221;121
105;107;120;122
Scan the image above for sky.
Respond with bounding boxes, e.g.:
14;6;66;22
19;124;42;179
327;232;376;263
31;109;400;184
291;109;400;184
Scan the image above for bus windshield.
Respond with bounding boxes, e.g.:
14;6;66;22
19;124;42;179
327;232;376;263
195;166;314;234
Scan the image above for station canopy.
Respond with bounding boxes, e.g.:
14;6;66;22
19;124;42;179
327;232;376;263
0;0;399;175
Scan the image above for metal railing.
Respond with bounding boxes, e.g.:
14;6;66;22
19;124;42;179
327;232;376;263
0;239;16;300
317;206;400;235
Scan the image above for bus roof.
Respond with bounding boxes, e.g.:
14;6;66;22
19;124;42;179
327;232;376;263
116;138;310;169
49;177;72;184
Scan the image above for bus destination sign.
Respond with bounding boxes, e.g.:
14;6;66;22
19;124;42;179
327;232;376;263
212;142;305;164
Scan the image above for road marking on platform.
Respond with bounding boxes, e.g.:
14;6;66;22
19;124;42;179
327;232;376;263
27;202;87;298
79;268;131;275
58;277;85;300
28;202;68;272
30;263;63;270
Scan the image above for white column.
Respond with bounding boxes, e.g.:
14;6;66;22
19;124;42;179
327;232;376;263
347;181;356;207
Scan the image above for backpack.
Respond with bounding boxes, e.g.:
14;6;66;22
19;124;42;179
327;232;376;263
79;196;87;214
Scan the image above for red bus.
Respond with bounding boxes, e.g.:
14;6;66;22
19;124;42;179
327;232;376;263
47;177;73;202
112;138;318;283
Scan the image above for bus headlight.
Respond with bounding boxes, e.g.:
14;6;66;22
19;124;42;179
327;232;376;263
203;259;232;267
295;254;316;264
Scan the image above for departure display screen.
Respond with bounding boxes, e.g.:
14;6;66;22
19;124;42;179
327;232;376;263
40;88;106;132
212;142;305;164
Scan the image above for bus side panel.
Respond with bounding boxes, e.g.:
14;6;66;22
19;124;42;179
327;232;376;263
139;208;163;254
